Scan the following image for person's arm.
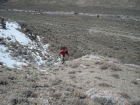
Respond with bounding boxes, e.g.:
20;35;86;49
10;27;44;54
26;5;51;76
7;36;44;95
59;50;61;56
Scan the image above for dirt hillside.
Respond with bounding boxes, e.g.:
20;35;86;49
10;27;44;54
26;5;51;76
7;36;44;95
3;0;140;9
1;55;140;105
1;9;140;64
0;1;140;105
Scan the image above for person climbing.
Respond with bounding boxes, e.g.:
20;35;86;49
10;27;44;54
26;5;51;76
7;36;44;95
59;46;69;64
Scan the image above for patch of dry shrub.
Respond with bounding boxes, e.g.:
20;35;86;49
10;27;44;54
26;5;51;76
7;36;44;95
69;75;76;79
0;80;8;85
100;63;110;70
94;96;114;105
10;98;30;105
51;92;62;99
70;63;80;68
68;71;76;74
111;74;120;79
131;100;140;105
31;83;38;88
110;64;122;71
95;61;103;65
98;82;112;87
131;80;138;85
95;76;102;80
22;90;37;98
72;99;88;105
71;90;87;105
50;78;62;86
119;92;131;99
90;70;94;73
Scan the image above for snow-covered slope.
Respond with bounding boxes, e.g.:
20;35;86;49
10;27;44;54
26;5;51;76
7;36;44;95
0;21;55;68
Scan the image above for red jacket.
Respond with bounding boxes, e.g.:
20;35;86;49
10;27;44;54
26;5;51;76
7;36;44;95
59;50;68;56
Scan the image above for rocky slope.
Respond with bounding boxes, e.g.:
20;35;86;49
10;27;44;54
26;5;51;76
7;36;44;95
0;55;140;105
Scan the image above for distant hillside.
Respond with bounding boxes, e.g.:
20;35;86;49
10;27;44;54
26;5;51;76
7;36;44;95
0;0;8;3
7;0;140;9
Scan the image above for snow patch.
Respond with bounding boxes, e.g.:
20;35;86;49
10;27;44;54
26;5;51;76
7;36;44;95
1;21;31;45
0;21;54;68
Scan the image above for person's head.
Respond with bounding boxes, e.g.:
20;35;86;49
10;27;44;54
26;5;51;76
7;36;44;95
65;47;67;51
61;46;67;50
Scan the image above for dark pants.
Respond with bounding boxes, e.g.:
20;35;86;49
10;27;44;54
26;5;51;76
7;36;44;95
60;54;65;64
